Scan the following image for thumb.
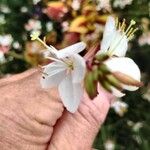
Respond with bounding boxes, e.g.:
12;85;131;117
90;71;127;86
48;86;114;150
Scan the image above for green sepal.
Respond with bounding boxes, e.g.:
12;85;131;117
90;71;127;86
85;71;98;99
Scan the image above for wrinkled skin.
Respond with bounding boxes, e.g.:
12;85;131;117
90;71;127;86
0;69;113;150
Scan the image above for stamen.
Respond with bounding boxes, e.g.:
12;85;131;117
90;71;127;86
125;19;136;35
108;18;137;56
43;36;46;43
128;28;138;39
37;66;48;77
115;17;119;29
120;19;126;32
36;37;49;49
35;37;57;57
43;72;49;76
126;28;134;37
46;56;64;63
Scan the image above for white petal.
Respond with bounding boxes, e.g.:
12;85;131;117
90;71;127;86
58;74;83;113
109;32;128;57
71;54;86;83
105;57;141;91
111;87;125;97
40;62;66;88
98;16;116;54
57;42;86;58
123;85;139;91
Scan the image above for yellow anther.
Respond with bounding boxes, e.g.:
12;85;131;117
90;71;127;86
126;28;134;37
125;19;136;35
130;19;136;25
30;31;40;40
120;19;126;32
131;28;138;35
128;28;138;39
115;17;119;28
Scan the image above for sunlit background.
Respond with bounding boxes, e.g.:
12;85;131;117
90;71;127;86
0;0;150;149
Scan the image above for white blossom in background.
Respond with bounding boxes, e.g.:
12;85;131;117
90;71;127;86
40;42;86;113
113;0;133;8
71;0;81;11
13;41;21;49
62;21;69;32
111;100;128;116
132;122;143;132
25;19;42;32
104;139;115;150
0;15;6;25
0;34;13;61
33;0;41;5
127;120;134;126
138;32;150;46
96;0;111;11
0;34;13;47
0;5;11;13
46;22;53;32
142;86;150;102
97;16;141;97
20;6;28;13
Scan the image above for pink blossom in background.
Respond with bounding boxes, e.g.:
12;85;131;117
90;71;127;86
138;32;150;46
25;19;41;32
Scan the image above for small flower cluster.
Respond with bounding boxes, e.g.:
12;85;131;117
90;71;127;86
31;16;142;113
0;34;13;63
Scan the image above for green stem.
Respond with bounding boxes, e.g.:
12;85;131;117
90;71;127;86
7;51;24;60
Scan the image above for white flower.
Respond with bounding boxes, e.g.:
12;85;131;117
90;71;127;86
33;0;41;5
41;42;86;113
0;34;13;46
133;122;143;132
46;22;53;32
25;19;41;32
0;5;11;13
104;57;141;97
0;15;6;25
97;16;137;57
20;7;28;13
111;100;128;116
113;0;133;9
96;0;111;11
72;0;80;11
13;41;21;49
104;139;115;150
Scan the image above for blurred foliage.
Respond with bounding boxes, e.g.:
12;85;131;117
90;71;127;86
0;0;150;149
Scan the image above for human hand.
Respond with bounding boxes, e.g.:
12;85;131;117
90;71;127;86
0;69;114;150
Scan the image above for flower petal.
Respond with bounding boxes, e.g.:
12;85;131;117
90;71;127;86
58;74;83;113
41;62;66;88
109;32;128;57
104;57;141;91
71;54;86;83
98;16;116;54
57;42;86;58
111;87;125;97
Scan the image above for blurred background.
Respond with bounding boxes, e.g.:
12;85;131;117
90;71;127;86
0;0;150;149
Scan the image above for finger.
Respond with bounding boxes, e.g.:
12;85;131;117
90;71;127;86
0;69;64;149
48;87;114;150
